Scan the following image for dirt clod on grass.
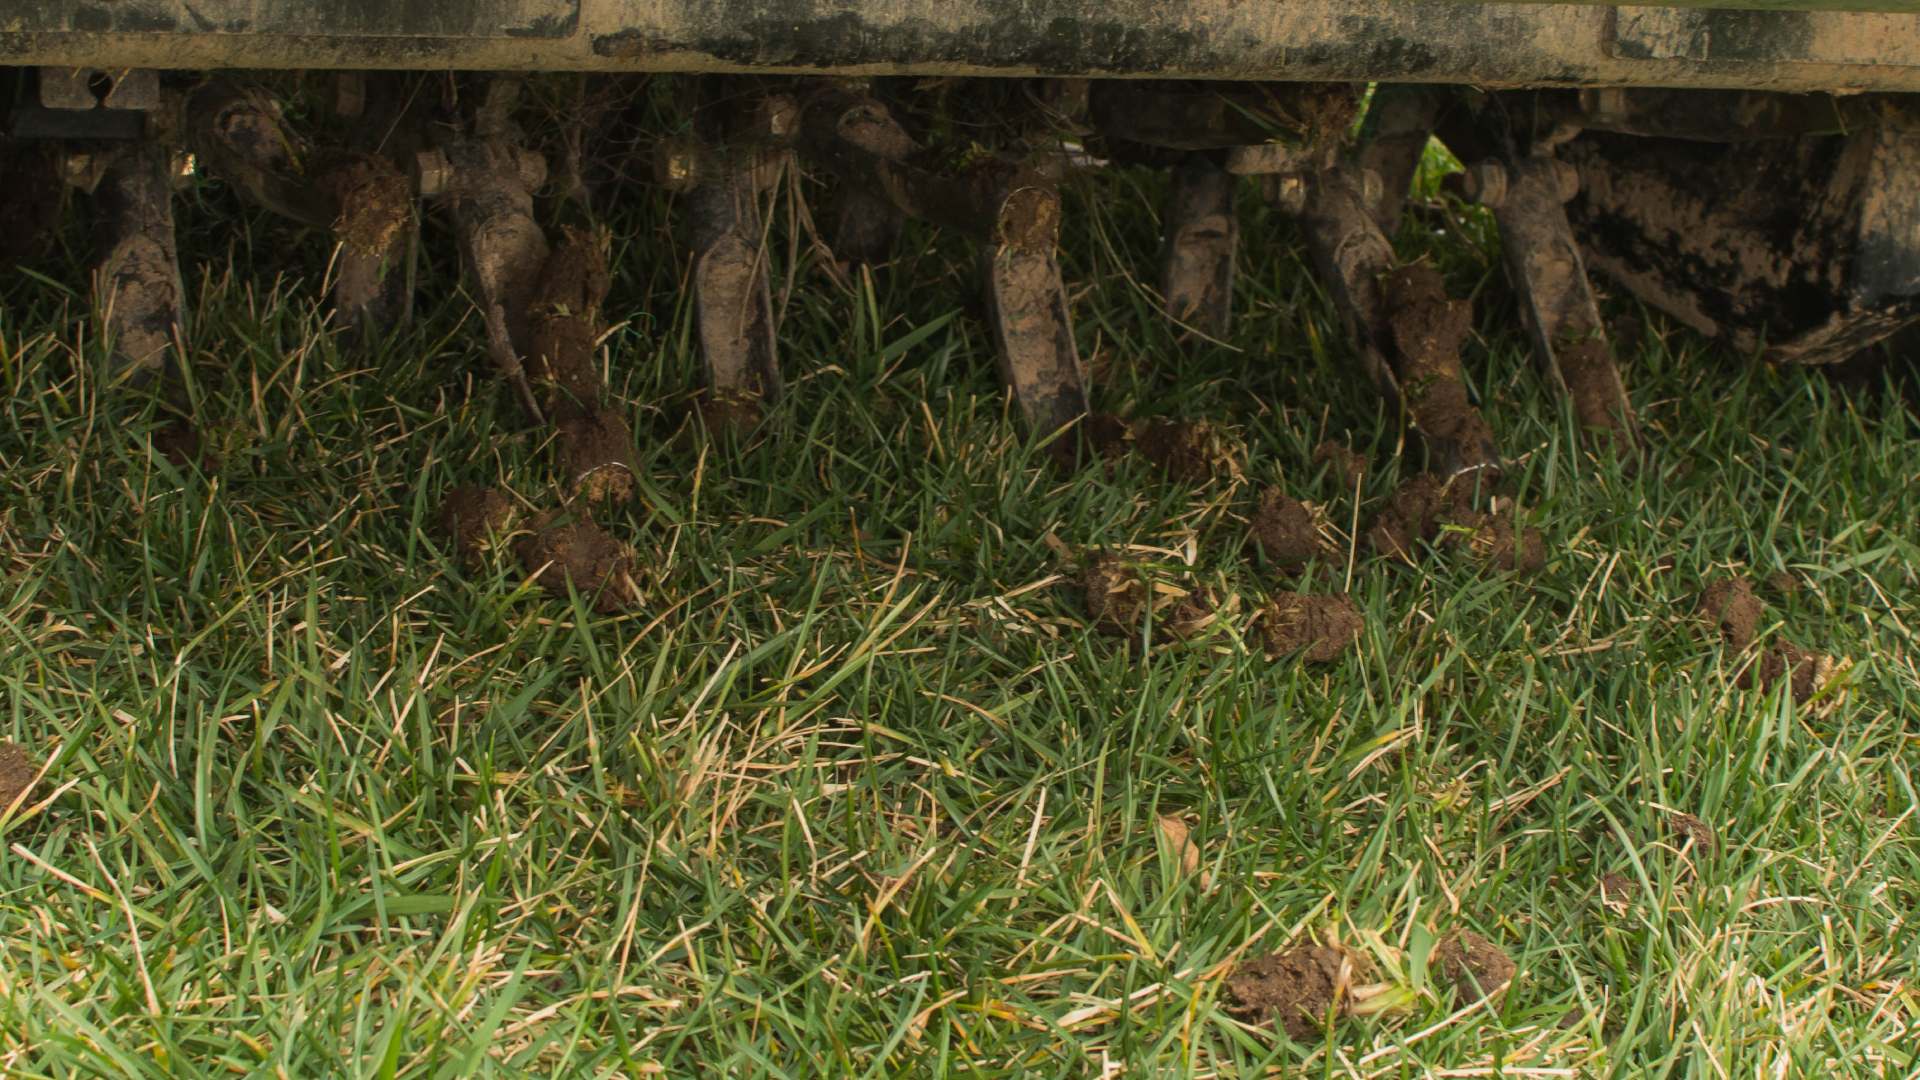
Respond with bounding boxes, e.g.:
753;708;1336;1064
1080;553;1217;639
695;392;764;436
517;515;640;613
1366;474;1472;560
1433;929;1515;1002
1081;412;1132;461
0;741;38;812
1597;871;1641;912
1698;576;1763;651
1258;593;1363;662
318;153;411;257
438;487;517;567
1745;642;1830;704
1314;439;1366;487
1445;515;1547;574
1131;418;1238;484
1227;945;1373;1041
1250;487;1327;568
1668;812;1717;855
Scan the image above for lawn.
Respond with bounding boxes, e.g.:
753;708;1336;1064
1;87;1917;1076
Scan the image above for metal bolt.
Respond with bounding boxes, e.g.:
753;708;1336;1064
1582;87;1631;123
168;149;197;190
415;148;451;197
653;136;704;193
1460;160;1507;208
1266;173;1309;216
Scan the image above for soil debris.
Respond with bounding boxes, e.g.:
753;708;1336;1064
1667;812;1717;855
1556;334;1628;436
0;742;38;813
438;487;517;568
1380;265;1495;457
1366;473;1473;560
1744;642;1829;704
516;515;640;613
1597;871;1642;912
1132;418;1237;483
695;392;764;435
1765;570;1800;598
152;421;219;471
1258;593;1363;662
1082;411;1133;461
1432;929;1515;1002
1698;576;1763;651
1443;515;1547;574
1227;945;1373;1041
1082;553;1145;636
1250;487;1327;568
528;225;612;404
1313;439;1367;487
317;153;411;256
557;405;637;504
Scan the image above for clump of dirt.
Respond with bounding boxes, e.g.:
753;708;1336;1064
1433;929;1515;1002
1165;588;1219;640
528;226;612;404
1443;515;1547;574
1765;571;1800;598
1379;265;1495;456
1314;439;1366;487
1698;576;1763;651
695;392;764;435
1081;412;1133;461
1596;871;1641;912
438;487;517;567
557;405;637;505
1132;418;1238;484
1250;487;1327;568
0;142;63;264
1227;945;1373;1041
1366;474;1472;559
1556;334;1628;436
0;742;38;812
516;515;640;613
1258;593;1363;662
1667;812;1717;855
1744;642;1829;704
1082;553;1145;636
317;153;411;256
151;421;221;472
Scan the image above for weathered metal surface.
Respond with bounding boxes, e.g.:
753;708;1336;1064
1160;154;1238;339
1485;157;1638;441
91;145;184;379
7;2;1920;92
1563;107;1920;363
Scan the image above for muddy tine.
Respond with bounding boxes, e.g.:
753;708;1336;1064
88;144;187;382
427;80;551;423
688;165;781;405
828;185;903;273
984;180;1087;439
1160;153;1238;339
798;82;1087;442
1291;160;1503;482
327;73;422;342
1475;156;1638;445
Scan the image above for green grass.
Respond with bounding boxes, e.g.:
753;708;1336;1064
2;108;1918;1077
